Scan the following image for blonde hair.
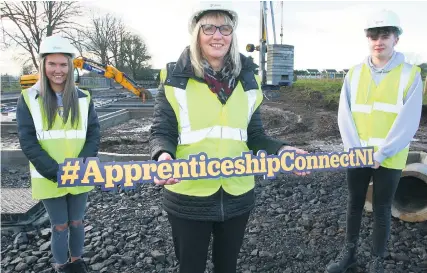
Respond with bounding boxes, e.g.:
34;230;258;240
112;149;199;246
39;54;79;129
189;11;241;78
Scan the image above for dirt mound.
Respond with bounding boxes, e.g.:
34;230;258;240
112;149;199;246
260;105;308;137
260;92;340;146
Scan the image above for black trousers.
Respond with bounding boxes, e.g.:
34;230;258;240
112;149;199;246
345;166;401;257
167;212;250;273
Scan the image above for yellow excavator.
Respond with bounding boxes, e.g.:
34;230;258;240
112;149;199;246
19;57;150;102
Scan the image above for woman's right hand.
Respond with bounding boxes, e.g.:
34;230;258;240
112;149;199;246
154;152;180;185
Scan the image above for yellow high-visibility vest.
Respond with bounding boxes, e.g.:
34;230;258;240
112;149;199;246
162;69;263;196
349;63;420;169
22;87;94;200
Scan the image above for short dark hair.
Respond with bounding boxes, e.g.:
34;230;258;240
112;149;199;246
366;26;400;39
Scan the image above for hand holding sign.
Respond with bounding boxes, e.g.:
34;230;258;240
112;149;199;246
57;148;375;191
279;146;311;176
154;152;180;185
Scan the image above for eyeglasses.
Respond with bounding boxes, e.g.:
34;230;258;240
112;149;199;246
200;24;233;36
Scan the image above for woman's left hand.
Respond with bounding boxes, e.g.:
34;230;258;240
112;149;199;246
279;145;311;176
372;161;380;169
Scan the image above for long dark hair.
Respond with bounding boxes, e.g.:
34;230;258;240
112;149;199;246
39;55;79;130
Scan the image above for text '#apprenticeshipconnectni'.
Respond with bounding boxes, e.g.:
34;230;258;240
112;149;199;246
57;148;374;191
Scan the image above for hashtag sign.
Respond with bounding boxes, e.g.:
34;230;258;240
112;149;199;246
60;160;80;185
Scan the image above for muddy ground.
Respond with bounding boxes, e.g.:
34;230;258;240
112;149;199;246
97;88;427;155
1;89;427;273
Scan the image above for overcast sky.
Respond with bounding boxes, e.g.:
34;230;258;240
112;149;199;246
1;0;426;76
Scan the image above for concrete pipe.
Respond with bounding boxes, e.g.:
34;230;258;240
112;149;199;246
364;151;427;222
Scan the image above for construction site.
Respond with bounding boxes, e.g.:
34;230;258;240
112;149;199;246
1;2;427;273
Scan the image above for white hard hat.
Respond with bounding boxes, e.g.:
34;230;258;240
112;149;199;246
188;1;238;33
39;35;77;59
365;9;403;35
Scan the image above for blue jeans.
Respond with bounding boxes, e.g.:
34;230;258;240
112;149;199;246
41;192;89;264
345;167;401;257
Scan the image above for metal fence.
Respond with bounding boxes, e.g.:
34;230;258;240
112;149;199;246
79;76;111;89
1;76;21;92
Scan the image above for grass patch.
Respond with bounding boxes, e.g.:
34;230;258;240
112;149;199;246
290;79;427;106
287;79;343;109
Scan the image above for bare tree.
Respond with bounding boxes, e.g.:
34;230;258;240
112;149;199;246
0;1;83;71
83;13;117;64
82;13;130;69
63;28;87;57
108;20;127;69
22;63;35;75
122;33;151;79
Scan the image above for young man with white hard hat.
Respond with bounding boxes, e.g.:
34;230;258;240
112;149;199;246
327;10;423;273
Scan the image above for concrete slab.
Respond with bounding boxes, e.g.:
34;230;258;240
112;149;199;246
1;188;47;228
1;188;37;214
1;149;28;166
99;109;131;131
1;122;17;137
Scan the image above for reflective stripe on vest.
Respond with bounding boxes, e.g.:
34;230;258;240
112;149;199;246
350;63;412;148
173;86;258;145
350;63;412;114
349;62;418;169
28;88;88;140
31;169;44;178
359;138;409;149
23;87;94;200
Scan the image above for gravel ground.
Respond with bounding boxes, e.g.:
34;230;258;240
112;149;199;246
1;92;426;273
99;118;152;155
2;171;427;273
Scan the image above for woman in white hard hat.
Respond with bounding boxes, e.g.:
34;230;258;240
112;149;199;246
149;2;308;273
16;35;100;273
327;10;423;273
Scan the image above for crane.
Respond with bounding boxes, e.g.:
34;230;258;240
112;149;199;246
19;57;150;102
246;1;283;87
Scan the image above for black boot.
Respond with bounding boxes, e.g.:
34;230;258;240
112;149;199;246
368;256;384;273
326;243;357;273
54;263;74;273
69;259;89;273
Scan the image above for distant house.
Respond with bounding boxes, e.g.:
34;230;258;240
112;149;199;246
294;70;309;75
304;69;320;79
281;68;352;81
307;69;320;76
322;69;338;79
334;69;349;79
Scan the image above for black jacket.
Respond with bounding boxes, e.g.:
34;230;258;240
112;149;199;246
149;47;287;221
16;88;100;182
